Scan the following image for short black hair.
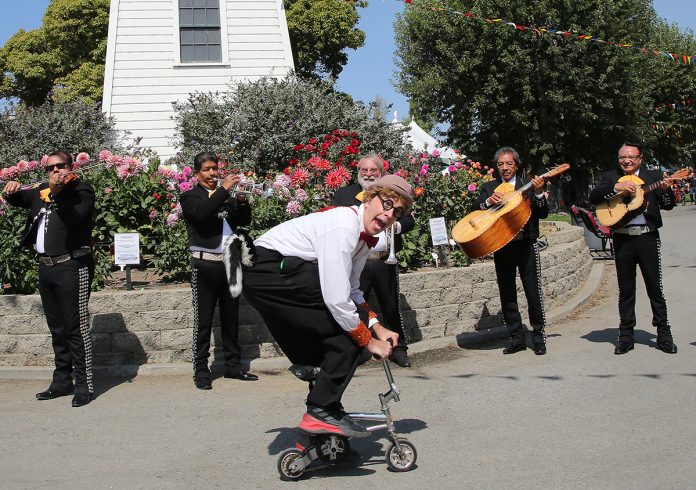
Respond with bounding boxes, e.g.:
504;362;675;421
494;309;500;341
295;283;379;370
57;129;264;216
193;151;219;172
620;142;642;155
47;151;73;164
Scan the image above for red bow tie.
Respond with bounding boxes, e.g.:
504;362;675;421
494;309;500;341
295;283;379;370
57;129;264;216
359;231;379;248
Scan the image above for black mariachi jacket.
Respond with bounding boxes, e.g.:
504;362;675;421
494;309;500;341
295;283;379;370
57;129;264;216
331;182;415;253
180;184;252;249
6;181;95;256
589;168;675;231
474;176;549;241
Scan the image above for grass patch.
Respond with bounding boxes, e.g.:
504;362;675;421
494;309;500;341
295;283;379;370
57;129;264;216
543;213;571;224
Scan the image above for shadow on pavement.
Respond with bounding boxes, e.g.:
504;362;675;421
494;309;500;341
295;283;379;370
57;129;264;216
581;328;657;347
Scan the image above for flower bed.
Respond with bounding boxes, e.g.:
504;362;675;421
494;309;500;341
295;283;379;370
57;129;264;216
1;138;492;294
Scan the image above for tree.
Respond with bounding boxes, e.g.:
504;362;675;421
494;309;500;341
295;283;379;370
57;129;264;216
172;76;409;174
646;20;696;167
285;0;368;79
394;0;679;173
0;0;109;106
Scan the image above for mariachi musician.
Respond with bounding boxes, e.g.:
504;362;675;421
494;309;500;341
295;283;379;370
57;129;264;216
180;152;258;390
3;151;96;407
332;154;415;367
589;142;677;355
474;147;549;355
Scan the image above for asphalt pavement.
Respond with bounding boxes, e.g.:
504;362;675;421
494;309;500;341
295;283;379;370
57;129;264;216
1;205;695;489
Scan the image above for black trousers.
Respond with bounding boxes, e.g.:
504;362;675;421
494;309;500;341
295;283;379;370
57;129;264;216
243;247;362;408
360;259;408;350
493;239;547;345
613;231;671;342
38;255;94;395
191;258;242;375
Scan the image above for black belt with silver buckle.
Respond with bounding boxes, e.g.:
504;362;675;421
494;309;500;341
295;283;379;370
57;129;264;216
367;251;390;261
38;248;91;266
192;251;224;262
613;225;651;236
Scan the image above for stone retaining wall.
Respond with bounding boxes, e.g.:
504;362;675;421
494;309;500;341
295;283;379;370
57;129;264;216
0;222;592;367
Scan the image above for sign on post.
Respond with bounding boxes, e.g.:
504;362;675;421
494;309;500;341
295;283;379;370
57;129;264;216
114;233;141;265
428;217;449;246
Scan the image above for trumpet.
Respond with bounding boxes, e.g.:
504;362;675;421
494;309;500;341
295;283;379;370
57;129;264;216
385;224;398;264
217;178;274;199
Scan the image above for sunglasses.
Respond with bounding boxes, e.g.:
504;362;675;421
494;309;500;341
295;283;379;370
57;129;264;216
45;163;70;172
376;194;405;218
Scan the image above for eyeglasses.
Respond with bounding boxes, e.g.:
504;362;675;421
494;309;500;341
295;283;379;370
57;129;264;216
45;163;70;172
376;194;405;218
618;155;641;161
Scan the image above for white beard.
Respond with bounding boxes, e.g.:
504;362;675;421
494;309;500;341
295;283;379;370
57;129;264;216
358;175;378;190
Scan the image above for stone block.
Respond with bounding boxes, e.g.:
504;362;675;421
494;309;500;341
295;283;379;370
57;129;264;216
402;288;443;310
409;305;460;327
134;350;185;364
0;334;19;353
445;319;478;336
91;313;128;333
158;329;191;350
112;331;160;353
124;310;188;332
15;334;53;354
0;353;32;366
416;324;447;340
92;333;112;353
0;295;44;316
257;342;284;358
0;315;47;335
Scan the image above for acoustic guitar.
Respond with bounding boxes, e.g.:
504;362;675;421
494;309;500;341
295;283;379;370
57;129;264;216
595;167;693;229
452;164;571;259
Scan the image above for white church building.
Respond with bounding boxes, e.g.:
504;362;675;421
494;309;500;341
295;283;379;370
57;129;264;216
102;0;295;159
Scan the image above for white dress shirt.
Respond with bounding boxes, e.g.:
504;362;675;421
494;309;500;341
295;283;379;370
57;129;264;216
254;205;371;332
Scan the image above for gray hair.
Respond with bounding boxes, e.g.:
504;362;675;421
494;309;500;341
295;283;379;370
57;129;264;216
493;147;521;166
358;153;384;175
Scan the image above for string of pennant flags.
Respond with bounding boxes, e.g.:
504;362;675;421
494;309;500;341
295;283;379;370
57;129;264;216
654;98;694;112
401;0;696;66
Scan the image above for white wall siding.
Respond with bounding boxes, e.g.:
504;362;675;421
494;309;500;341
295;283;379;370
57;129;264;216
103;0;294;159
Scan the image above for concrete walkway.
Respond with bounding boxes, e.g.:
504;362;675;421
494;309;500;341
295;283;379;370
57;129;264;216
1;206;694;489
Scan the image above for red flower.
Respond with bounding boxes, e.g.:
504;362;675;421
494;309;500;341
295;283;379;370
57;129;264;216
349;160;359;168
309;138;317;144
304;145;314;152
288;158;299;166
324;134;332;141
283;167;291;174
350;139;360;147
290;167;310;186
332;130;340;135
324;168;349;189
320;151;327;157
293;144;305;151
153;192;161;200
332;137;340;143
308;156;332;171
341;130;348;137
382;160;390;171
321;142;330;150
350;132;359;137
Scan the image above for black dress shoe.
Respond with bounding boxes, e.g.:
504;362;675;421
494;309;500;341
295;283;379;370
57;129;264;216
194;374;212;390
36;386;74;400
224;371;258;381
71;393;92;407
614;341;634;355
656;339;678;354
532;342;547;355
503;343;527;354
389;349;412;368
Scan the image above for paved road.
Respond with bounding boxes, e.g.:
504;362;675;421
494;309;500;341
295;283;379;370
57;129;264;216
1;206;695;489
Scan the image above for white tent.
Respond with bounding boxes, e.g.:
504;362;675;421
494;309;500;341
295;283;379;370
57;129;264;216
391;112;462;162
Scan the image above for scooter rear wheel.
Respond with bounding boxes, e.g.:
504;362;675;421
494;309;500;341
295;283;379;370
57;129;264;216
386;439;417;472
277;448;305;481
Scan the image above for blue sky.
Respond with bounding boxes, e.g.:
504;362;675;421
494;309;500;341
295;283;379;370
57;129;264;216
1;0;695;121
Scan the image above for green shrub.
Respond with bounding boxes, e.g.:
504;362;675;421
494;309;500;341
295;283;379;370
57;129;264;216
171;75;409;174
0;100;115;165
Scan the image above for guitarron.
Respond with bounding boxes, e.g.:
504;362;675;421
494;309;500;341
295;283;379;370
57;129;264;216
452;164;571;259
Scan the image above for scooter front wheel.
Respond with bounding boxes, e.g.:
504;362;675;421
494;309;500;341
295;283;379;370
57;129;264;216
277;448;305;481
386;439;417;472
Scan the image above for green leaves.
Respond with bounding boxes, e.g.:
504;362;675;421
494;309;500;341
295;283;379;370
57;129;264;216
0;0;109;105
395;0;696;170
